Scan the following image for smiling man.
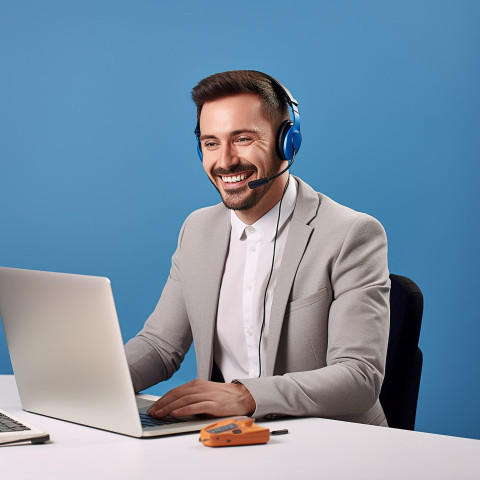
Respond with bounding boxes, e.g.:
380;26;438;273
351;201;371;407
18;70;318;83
125;70;391;426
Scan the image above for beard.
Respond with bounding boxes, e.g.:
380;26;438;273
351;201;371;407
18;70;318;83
209;161;277;211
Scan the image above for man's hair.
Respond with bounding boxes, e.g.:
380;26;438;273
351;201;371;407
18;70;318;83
191;70;290;129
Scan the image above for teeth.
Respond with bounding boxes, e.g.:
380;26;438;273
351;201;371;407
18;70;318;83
222;174;246;183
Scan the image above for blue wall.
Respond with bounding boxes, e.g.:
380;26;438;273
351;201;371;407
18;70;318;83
1;1;479;440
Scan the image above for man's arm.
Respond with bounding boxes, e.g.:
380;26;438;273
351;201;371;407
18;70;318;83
124;220;193;393
240;215;390;419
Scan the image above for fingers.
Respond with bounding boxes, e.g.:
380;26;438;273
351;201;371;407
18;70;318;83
165;400;217;418
147;380;211;417
147;380;256;418
149;393;209;418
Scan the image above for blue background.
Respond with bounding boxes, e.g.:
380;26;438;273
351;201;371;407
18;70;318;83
1;1;479;440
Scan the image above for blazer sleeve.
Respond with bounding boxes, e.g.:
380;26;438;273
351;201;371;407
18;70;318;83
124;219;193;393
239;215;390;419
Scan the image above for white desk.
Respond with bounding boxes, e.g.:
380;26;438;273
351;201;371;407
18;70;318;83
1;375;479;480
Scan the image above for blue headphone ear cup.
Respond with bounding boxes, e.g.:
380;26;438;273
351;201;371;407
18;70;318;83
195;124;203;161
276;120;293;161
196;137;203;161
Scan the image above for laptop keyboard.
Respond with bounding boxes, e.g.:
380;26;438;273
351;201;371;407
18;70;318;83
139;412;183;428
0;412;31;433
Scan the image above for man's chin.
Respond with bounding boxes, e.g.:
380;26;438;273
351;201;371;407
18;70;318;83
220;189;261;211
209;176;266;212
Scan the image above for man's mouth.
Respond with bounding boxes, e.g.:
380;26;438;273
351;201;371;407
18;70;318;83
220;172;254;184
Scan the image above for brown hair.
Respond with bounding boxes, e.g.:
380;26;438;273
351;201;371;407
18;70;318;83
191;70;290;130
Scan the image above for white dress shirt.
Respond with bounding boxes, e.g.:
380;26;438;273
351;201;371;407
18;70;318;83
214;177;298;383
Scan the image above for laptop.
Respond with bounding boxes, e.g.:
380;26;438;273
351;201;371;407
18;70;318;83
0;266;219;438
0;409;50;445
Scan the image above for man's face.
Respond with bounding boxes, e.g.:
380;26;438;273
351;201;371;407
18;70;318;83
199;93;282;212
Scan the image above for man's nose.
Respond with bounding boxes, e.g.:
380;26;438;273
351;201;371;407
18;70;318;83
217;143;239;171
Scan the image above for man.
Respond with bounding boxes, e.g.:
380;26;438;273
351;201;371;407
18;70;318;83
125;70;390;426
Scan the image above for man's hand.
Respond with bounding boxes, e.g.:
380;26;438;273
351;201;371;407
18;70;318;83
147;379;256;418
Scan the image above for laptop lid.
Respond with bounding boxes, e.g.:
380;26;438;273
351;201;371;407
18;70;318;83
0;266;146;437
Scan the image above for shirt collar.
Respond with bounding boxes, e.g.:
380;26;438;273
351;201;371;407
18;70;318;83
230;175;298;241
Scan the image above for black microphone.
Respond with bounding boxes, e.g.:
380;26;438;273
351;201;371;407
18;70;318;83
248;153;296;189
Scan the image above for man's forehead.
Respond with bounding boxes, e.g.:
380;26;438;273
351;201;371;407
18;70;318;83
199;93;270;134
201;93;263;115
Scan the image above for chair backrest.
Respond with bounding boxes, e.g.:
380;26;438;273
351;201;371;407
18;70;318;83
379;274;423;430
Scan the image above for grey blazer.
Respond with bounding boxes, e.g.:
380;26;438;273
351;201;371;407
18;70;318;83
125;176;390;426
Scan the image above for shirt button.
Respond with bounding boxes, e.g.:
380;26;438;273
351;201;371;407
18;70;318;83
246;283;253;291
248;245;256;252
246;226;256;234
247;329;253;336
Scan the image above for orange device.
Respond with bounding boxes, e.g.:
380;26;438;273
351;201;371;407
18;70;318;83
200;418;271;447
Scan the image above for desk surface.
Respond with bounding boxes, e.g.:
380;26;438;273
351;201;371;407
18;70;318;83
1;375;479;480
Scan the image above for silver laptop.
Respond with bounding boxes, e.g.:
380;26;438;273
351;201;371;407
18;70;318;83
0;266;217;438
0;409;50;445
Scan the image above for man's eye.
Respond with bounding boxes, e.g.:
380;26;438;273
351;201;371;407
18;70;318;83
204;141;218;148
236;137;250;143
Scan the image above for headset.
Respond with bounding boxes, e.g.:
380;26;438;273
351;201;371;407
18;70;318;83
194;71;302;189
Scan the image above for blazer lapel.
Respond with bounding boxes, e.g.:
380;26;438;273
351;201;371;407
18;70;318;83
265;177;319;375
195;207;231;380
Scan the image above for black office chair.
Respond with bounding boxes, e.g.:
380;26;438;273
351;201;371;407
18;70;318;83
379;274;423;430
